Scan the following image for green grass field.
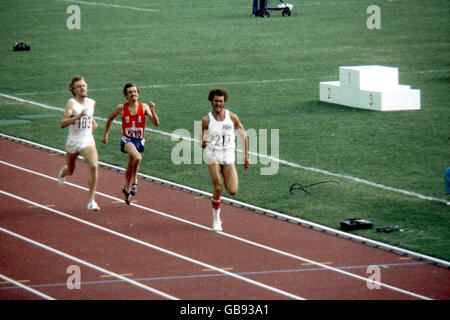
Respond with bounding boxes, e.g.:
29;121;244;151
0;0;449;260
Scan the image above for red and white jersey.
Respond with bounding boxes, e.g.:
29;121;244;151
122;102;146;139
68;97;95;141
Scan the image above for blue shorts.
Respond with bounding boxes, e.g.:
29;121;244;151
121;136;145;154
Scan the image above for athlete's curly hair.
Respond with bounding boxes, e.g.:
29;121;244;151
208;88;228;102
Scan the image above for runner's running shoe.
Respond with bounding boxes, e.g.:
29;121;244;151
87;200;100;211
57;167;65;186
130;183;138;196
122;186;131;205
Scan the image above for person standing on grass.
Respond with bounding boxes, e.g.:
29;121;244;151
201;89;250;231
252;0;267;16
102;83;160;205
58;76;100;211
445;168;450;195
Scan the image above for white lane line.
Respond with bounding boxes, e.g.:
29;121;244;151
9;77;319;96
0;160;211;231
0;273;55;300
0;227;178;300
0;190;304;300
0;160;433;300
0;92;448;206
58;0;158;12
3;132;448;269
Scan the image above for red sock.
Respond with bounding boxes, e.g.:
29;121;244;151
211;198;222;210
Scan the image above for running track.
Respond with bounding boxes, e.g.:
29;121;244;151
0;137;449;301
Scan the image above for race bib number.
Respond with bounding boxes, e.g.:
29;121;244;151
211;134;232;147
125;127;144;139
76;116;92;130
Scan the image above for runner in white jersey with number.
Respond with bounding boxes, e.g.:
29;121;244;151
58;76;100;211
205;108;236;165
201;89;250;231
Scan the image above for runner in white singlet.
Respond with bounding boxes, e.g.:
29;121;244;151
58;76;100;211
205;109;236;165
65;97;96;154
201;89;249;232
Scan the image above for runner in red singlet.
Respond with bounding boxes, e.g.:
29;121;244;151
102;83;160;205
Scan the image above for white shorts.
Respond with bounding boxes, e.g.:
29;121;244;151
65;136;95;154
205;147;235;165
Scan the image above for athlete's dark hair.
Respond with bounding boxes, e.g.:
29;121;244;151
123;83;139;97
208;88;228;102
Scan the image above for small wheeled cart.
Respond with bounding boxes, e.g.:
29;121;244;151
255;0;293;17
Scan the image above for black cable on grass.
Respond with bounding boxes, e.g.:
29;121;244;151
289;180;341;197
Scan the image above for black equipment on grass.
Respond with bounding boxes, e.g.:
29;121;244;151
255;0;293;18
289;180;341;197
340;218;374;231
13;42;30;51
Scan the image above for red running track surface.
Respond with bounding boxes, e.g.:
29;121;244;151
0;138;449;301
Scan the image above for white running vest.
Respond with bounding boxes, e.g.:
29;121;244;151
68;97;95;141
207;109;235;151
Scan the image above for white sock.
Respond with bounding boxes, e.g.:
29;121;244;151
211;198;222;222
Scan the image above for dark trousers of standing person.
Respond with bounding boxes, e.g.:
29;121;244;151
445;168;450;195
252;0;267;15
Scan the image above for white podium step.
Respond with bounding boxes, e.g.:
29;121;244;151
319;66;421;111
340;65;399;90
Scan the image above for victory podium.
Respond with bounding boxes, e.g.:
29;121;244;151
319;66;421;111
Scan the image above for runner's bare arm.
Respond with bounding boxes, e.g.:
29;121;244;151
91;101;98;134
60;99;87;129
102;105;124;144
231;112;250;170
92;118;98;134
144;102;160;127
201;116;210;149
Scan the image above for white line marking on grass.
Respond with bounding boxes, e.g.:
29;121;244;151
0;162;435;300
0;190;304;300
0;93;62;112
9;69;449;96
0;273;55;300
11;77;319;96
0;92;448;206
58;0;158;12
